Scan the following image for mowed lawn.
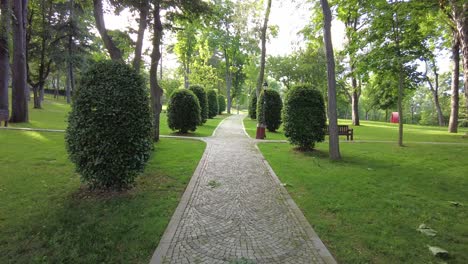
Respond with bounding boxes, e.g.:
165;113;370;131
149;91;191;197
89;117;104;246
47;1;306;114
8;93;227;137
259;142;468;263
243;117;468;143
0;130;205;263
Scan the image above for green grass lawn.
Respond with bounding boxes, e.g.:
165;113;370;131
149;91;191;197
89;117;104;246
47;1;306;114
0;130;205;263
259;142;468;263
243;117;468;143
7;93;227;136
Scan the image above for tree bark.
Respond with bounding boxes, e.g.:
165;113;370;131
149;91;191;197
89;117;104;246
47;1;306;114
452;1;468;114
351;74;360;126
0;0;10;113
93;0;123;61
224;48;232;113
425;61;444;126
133;0;148;72
320;0;341;160
150;1;164;141
255;0;271;127
448;30;460;133
10;0;29;123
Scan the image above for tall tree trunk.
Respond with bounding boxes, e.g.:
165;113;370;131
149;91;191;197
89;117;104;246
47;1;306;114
448;30;460;133
150;1;163;141
183;62;189;89
320;0;341;160
452;1;468;114
93;0;123;61
66;0;74;104
66;66;72;103
223;49;232;114
0;0;10;113
133;0;148;72
255;0;271;127
350;64;360;125
425;61;444;126
10;0;28;123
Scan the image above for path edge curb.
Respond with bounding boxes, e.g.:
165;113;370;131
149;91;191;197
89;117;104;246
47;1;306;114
150;143;212;264
255;143;338;264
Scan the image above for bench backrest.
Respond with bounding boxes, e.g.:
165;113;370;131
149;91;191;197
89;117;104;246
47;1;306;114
337;125;349;132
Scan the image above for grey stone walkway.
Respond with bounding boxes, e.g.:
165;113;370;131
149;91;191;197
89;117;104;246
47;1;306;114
151;114;336;264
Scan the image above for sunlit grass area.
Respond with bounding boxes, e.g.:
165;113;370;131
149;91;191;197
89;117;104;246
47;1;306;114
0;130;205;263
259;142;468;263
7;93;228;136
243;117;468;143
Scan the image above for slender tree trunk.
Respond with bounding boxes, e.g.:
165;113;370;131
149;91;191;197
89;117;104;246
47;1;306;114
54;69;59;99
10;0;28;123
66;0;73;104
448;30;460;133
321;0;341;160
350;65;360;125
0;0;10;113
224;48;232;114
133;0;148;72
184;62;189;88
93;0;122;61
425;63;444;126
66;66;71;103
255;0;271;128
150;1;164;141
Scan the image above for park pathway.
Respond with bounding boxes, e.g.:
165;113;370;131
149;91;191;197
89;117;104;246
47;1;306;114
151;114;335;264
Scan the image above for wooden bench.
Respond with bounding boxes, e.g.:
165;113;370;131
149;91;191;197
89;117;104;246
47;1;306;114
325;125;353;141
0;109;9;127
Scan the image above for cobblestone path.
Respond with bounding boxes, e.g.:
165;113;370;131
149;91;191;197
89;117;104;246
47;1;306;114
151;114;335;264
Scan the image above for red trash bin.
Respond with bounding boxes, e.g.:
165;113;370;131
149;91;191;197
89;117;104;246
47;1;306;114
390;112;399;123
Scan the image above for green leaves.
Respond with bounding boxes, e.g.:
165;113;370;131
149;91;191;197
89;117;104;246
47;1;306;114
65;60;153;190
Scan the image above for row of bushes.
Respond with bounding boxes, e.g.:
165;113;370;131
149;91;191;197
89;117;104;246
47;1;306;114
249;85;326;150
167;85;226;133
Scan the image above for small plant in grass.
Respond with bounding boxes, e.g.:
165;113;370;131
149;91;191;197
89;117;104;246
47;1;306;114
167;89;201;133
283;84;326;150
257;88;283;132
189;85;208;124
207;90;218;118
218;94;226;114
66;60;153;190
248;91;257;119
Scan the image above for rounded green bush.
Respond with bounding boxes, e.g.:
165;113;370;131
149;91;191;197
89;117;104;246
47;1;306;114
65;60;153;190
167;89;201;133
218;94;226;114
189;85;208;124
257;88;283;132
249;91;257;119
283;85;326;149
207;90;218;118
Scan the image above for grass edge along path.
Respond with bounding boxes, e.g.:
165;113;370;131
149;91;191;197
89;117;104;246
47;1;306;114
243;117;468;143
258;142;468;263
0;130;206;263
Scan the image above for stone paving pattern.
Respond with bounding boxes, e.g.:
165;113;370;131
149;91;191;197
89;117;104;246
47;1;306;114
152;115;334;264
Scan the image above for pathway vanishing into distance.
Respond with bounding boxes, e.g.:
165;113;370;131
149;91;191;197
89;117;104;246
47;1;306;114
151;114;336;264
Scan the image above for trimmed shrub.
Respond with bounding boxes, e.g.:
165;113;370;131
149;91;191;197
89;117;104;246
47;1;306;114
257;88;283;132
189;85;208;124
207;90;218;118
66;60;153;190
218;94;226;114
167;89;201;133
283;85;326;150
249;91;257;119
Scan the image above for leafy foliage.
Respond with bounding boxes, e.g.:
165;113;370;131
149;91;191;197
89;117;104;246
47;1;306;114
167;89;201;133
248;91;257;119
66;61;153;190
218;94;226;114
257;88;282;132
283;85;326;149
189;85;208;124
207;90;218;118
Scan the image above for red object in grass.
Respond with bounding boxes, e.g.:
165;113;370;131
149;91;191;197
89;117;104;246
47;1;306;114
390;112;399;123
256;125;266;139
